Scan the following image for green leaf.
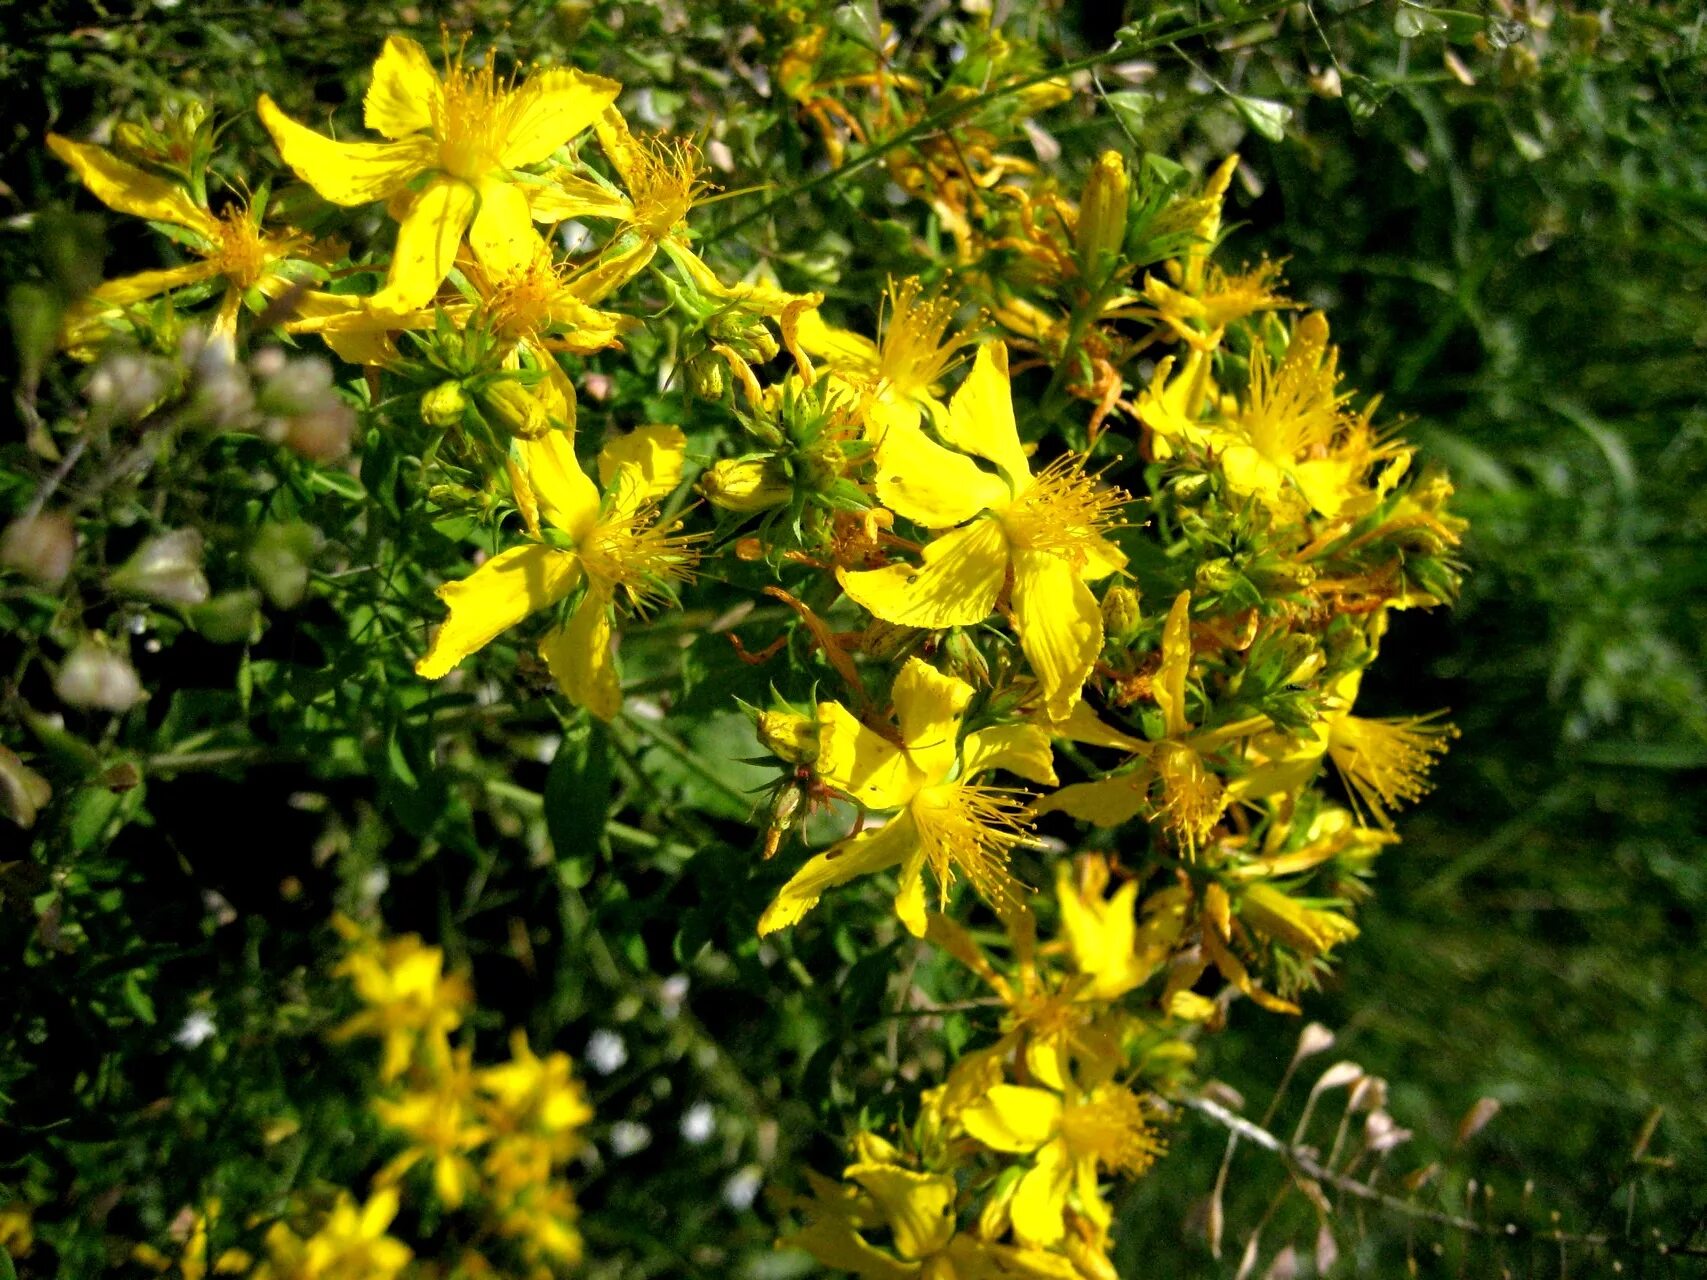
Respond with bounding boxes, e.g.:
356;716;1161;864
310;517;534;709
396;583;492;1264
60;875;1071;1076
546;720;614;862
1105;90;1154;138
1394;5;1450;38
1235;95;1293;143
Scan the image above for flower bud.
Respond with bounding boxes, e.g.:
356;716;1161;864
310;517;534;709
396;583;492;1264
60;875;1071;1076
258;354;335;414
1;511;76;587
283;403;356;462
109;528;210;606
756;709;817;765
420;381;470;429
700;457;791;513
246;521;321;609
1101;584;1142;644
478;381;552;440
55;640;145;712
685;352;725;400
1076;150;1130;274
0;744;52;830
189;589;263;644
85;352;171;421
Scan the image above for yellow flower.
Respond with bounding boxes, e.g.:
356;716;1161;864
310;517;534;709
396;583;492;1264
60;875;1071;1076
1053;857;1149;1001
794;277;969;438
257;36;619;311
1236;881;1359;957
781;1137;1028;1280
478;1029;593;1164
1225;664;1456;830
374;1050;488;1209
1033;592;1234;855
962;1079;1163;1246
251;1190;411;1280
0;1203;31;1260
758;657;1055;938
415;424;698;721
839;342;1129;720
292;239;630;373
331;922;471;1081
46;134;331;349
494;1183;583;1268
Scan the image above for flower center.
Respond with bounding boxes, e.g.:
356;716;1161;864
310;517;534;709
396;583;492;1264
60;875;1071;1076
209;207;272;288
1059;1086;1163;1176
625;134;706;240
997;454;1127;565
579;494;703;614
1236;313;1345;465
435;59;511;180
910;781;1031;918
1327;712;1456;829
876;278;965;400
1154;742;1225;857
484;253;569;341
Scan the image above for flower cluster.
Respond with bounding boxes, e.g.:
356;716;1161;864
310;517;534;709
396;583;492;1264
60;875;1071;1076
36;25;1462;1278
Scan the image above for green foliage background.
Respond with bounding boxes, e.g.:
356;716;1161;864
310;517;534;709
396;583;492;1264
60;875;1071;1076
2;0;1703;1275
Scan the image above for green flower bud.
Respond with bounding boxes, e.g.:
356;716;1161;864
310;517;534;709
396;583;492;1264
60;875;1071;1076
1076;150;1130;275
110;528;210;606
1102;584;1142;644
700;457;791;513
685;353;725;400
420;381;470;428
478;381;553;440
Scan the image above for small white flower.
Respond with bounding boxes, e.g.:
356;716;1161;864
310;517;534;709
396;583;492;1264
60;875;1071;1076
723;1166;763;1211
680;1102;715;1145
609;1120;652;1157
586;1029;628;1075
175;1011;217;1048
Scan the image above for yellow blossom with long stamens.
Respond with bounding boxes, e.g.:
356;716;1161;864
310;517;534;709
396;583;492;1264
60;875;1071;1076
838;341;1128;720
414;424;699;721
962;1075;1164;1246
794;276;969;441
46;134;338;350
758;658;1056;938
256;36;619;312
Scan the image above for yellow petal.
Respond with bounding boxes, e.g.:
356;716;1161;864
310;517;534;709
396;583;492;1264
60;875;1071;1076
1032;772;1151;826
1154;590;1193;737
794;307;881;378
90;261;223;306
1010;1141;1073;1247
367;177;479;313
892;657;972;784
47;134;216;235
540;590;621;721
257;94;432;205
415;543;582;678
1011;548;1101;721
939;341;1031;491
892;842;931;939
597;424;686;500
1049;700;1147;753
516;429;601;539
469;176;546;282
963;1085;1061;1154
872;417;1009;528
499;69;623;169
838;517;1009;630
844;1160;958;1261
525;170;633;223
364;35;439;140
961;724;1057;785
815;702;920;809
757;813;918;935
